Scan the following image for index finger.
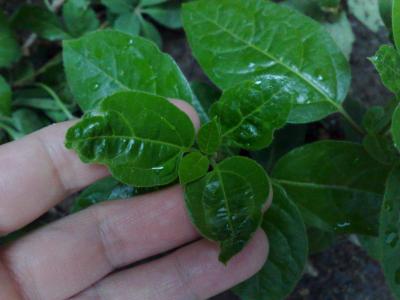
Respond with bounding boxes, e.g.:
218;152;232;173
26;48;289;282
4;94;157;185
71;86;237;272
0;100;200;235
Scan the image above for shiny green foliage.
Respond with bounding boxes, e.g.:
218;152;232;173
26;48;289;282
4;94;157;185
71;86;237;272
178;152;209;184
379;167;400;299
273;141;390;235
0;11;20;68
234;185;308;300
370;45;400;97
210;78;294;150
184;156;270;263
197;118;221;155
63;30;194;111
183;0;351;123
66;91;195;187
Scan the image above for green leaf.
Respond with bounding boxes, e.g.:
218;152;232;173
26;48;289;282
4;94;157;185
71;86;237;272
363;134;398;165
307;227;335;254
210;78;294;151
379;166;400;298
392;104;400;150
197;118;221;155
178;152;209;185
71;177;142;213
0;75;11;116
190;81;221;123
66;91;195;187
12;5;70;41
140;0;168;7
358;235;382;261
12;108;49;136
394;0;400;49
114;13;141;36
362;100;397;134
139;17;162;47
348;0;384;32
0;10;20;68
182;0;351;123
143;3;182;29
63;30;194;111
63;0;99;37
273;141;391;235
323;13;355;60
184;156;270;263
101;0;134;14
233;184;308;300
379;0;393;30
370;45;400;97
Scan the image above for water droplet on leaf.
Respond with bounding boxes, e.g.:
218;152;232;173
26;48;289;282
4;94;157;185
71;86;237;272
93;83;100;91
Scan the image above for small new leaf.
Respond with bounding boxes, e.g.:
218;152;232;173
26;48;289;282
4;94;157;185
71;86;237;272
66;91;195;187
184;156;270;263
197;118;221;155
63;0;99;37
210;78;294;151
178;152;209;185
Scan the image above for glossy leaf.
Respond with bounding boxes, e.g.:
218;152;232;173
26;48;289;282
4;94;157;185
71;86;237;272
210;78;294;151
63;30;194;111
363;134;398;165
114;13;141;36
233;184;308;300
0;75;11;116
273;141;391;235
197;118;221;155
0;11;20;68
394;0;400;49
101;0;134;14
184;156;270;263
370;45;400;97
66;91;195;187
71;177;143;213
392;104;400;151
379;166;400;298
183;0;351;123
178;152;209;185
143;3;182;29
63;0;99;37
348;0;384;32
12;5;70;41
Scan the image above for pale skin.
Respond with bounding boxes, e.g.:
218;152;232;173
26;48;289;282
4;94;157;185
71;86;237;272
0;100;269;300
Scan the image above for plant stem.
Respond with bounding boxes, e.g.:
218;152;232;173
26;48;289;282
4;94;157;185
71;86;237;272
36;83;74;120
14;54;62;87
338;107;365;135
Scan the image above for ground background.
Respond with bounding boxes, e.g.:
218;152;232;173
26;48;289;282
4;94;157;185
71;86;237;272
0;0;395;299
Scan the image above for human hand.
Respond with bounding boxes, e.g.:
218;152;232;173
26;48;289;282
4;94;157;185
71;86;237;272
0;101;268;300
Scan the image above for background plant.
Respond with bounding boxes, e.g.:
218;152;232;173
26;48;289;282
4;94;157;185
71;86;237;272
0;0;400;299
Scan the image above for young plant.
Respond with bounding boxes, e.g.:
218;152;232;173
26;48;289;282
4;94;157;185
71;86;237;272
1;0;400;299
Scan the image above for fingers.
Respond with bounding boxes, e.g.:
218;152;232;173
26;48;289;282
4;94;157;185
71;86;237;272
0;121;108;235
72;230;268;300
1;186;199;300
0;100;199;235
